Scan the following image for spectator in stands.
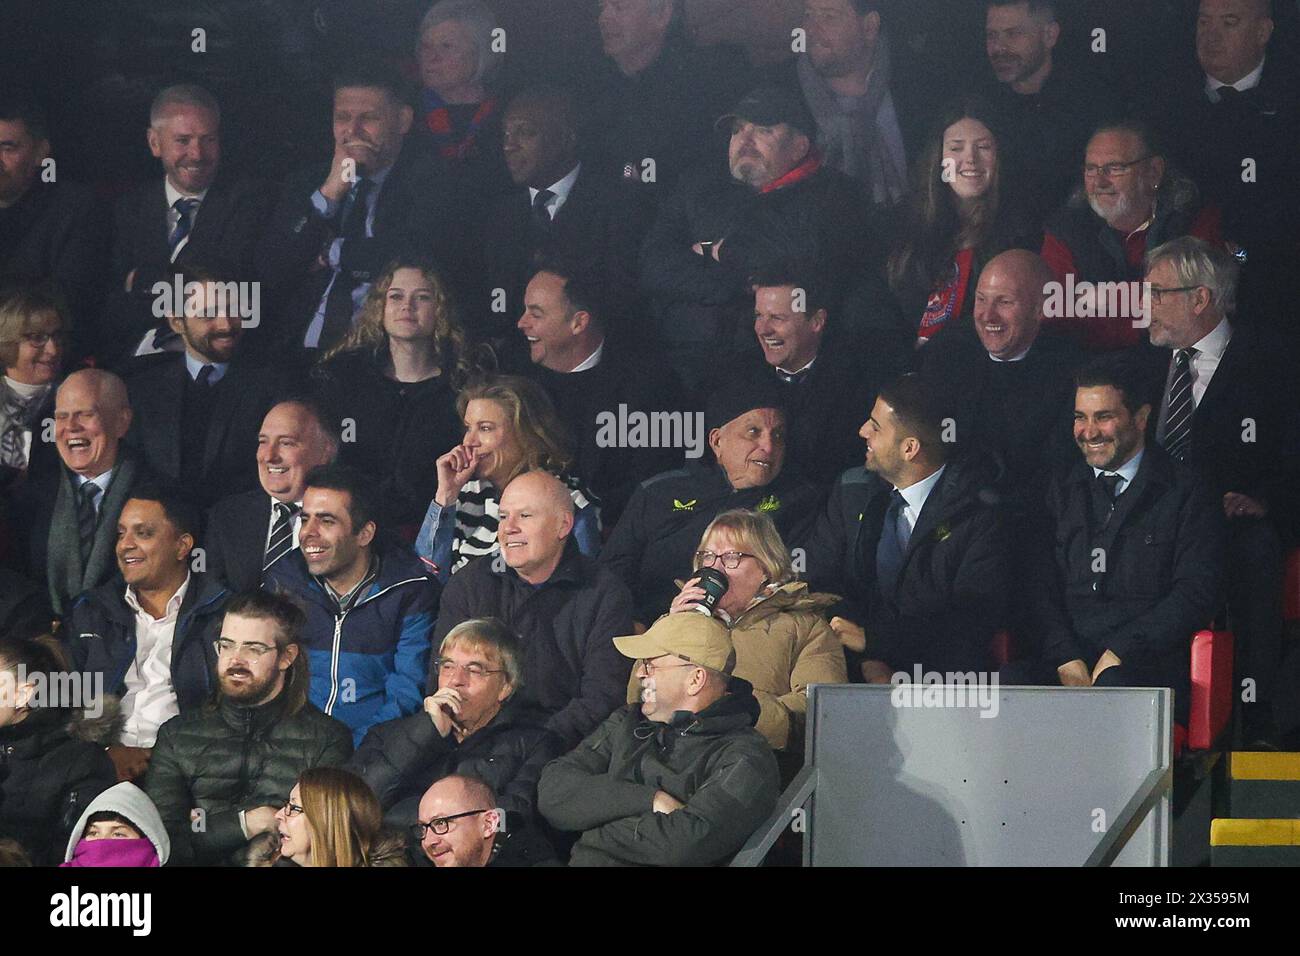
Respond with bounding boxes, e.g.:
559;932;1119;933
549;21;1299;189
603;378;823;625
640;83;871;387
205;399;339;593
431;472;633;749
412;0;510;200
143;590;353;866
803;374;1011;681
265;767;406;867
350;618;562;828
415;774;543;866
258;62;466;356
265;464;438;745
589;0;751;195
538;612;779;866
1021;355;1224;718
416;375;600;582
13;369;151;616
1140;236;1299;744
1040;120;1224;351
125;262;290;508
65;488;226;783
61;782;169;867
105;84;266;365
518;261;688;526
0;284;65;490
983;0;1112;222
742;263;898;484
0;92;106;359
313;259;482;528
480;86;643;343
654;510;846;757
886;97;1038;350
0;634;117;866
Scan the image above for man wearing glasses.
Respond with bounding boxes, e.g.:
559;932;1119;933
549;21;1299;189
412;774;534;867
538;613;779;866
1041;119;1227;351
143;590;353;866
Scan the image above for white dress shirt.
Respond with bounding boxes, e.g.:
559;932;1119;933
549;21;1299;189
530;162;582;221
1156;319;1232;440
569;339;605;372
265;496;304;552
119;574;190;748
1092;447;1144;498
1206;57;1265;101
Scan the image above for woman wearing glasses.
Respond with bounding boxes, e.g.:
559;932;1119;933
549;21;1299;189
658;509;846;761
265;768;406;867
0;284;67;491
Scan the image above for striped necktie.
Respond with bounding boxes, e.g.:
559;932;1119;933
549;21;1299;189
264;501;300;570
1161;348;1197;461
77;481;102;564
169;197;200;256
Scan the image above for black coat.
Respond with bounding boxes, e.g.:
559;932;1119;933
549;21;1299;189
125;357;291;507
63;571;228;717
0;706;117;866
803;456;1012;675
602;458;825;624
204;489;278;594
1027;444;1225;674
143;691;353;866
430;540;635;750
348;698;563;824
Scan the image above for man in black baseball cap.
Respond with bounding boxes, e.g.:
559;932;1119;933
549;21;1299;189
716;85;818;191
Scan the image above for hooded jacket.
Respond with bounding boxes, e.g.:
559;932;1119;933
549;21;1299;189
0;701;118;866
62;781;169;866
264;546;439;746
538;680;779;867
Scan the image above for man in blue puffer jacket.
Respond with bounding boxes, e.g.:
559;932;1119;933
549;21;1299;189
264;464;439;745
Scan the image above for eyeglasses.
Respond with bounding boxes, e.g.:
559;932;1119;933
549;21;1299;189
694;550;755;570
1082;157;1152;179
410;809;487;840
1147;285;1200;305
281;800;304;818
213;638;277;658
432;659;504;680
640;658;699;677
19;331;66;348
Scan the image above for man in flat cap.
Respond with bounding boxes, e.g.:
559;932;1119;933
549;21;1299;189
537;612;779;866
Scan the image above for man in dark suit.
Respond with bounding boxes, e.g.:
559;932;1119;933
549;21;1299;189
11;369;151;615
803;374;1012;681
479;85;643;345
0;92;107;360
125;264;290;508
258;62;467;358
1022;356;1225;720
105;84;267;367
1139;235;1299;742
204;398;339;593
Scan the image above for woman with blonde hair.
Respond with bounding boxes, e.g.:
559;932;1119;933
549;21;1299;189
651;509;846;760
0;284;68;490
271;767;406;867
313;258;491;528
416;375;600;582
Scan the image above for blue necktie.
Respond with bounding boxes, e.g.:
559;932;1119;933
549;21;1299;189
169;198;200;256
875;490;909;597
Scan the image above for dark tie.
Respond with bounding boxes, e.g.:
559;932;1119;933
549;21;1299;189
264;501;301;571
1097;472;1124;504
320;179;375;349
1215;85;1241;104
169;197;201;256
875;491;909;598
1161;347;1197;461
777;368;810;385
195;364;215;388
77;481;102;564
531;189;555;234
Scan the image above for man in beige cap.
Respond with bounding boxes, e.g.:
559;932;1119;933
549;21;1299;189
537;613;779;866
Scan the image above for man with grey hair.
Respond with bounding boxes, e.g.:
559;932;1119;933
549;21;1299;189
11;369;155;614
1139;234;1300;746
106;83;266;366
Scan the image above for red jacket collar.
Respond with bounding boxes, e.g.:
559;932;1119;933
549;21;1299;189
759;150;824;194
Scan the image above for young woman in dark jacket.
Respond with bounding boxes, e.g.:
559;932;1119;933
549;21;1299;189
0;635;116;866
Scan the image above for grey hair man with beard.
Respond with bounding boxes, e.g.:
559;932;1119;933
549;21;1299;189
142;590;352;866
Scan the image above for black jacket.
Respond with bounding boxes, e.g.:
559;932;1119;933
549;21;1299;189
143;691;353;866
803;456;1012;674
0;705;117;866
63;571;228;718
1028;444;1225;673
204;488;278;594
430;540;635;750
348;698;563;825
603;459;824;624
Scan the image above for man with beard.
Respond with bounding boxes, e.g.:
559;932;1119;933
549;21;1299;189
1020;356;1224;717
125;263;291;507
143;590;353;866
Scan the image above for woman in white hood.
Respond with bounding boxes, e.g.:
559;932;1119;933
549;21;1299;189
61;782;170;867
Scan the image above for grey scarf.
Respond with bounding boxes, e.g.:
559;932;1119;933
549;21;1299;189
797;32;908;206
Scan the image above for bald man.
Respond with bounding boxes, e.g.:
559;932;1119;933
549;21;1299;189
429;470;635;749
12;369;159;613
